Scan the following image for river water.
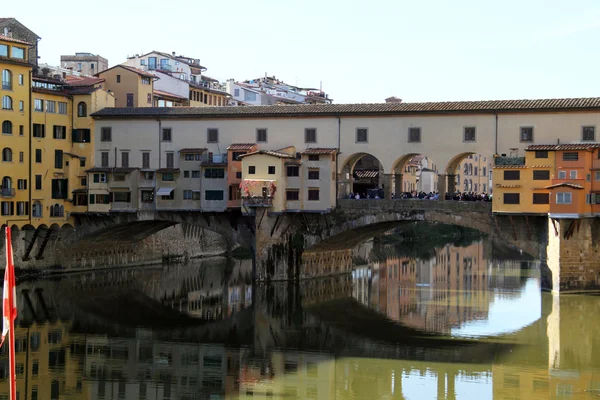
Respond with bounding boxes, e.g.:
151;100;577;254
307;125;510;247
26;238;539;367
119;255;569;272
3;225;600;399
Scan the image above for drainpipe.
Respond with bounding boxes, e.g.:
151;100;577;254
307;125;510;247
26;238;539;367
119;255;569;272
336;115;341;203
494;111;499;155
28;70;32;225
156;118;162;209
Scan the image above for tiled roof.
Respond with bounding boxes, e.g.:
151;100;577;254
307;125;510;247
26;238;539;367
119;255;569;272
301;148;339;155
526;144;600;151
238;150;294;159
493;165;528;169
65;75;105;87
0;34;31;46
179;148;206;153
96;64;155;79
284;159;302;165
66;86;100;95
156;168;180;173
91;97;600;119
545;182;584;190
227;143;256;150
495;184;523;188
354;170;379;179
529;165;553;168
153;89;187;101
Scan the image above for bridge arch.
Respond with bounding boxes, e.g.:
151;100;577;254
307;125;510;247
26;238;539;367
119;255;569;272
444;152;493;195
391;153;440;196
338;152;386;199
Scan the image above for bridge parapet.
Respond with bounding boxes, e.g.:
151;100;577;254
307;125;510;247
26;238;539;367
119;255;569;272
337;199;492;213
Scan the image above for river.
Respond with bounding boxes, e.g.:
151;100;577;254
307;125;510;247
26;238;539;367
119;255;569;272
3;224;600;399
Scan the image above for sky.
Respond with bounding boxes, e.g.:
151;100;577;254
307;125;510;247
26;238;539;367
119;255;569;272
3;0;600;103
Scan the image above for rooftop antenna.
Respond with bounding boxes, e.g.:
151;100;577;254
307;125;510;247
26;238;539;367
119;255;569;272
320;81;322;91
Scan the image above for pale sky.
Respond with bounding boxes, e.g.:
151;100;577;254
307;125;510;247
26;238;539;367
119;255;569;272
3;0;600;103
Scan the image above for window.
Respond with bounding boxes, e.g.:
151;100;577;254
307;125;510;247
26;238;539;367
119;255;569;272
308;169;320;179
1;121;11;135
34;99;43;112
287;166;299;176
596;171;600;181
556;192;572;204
236;171;242;179
184;154;194;161
305;128;317;143
268;166;275;174
184;170;190;178
308;189;320;201
17;180;26;190
308;154;319;161
116;74;121;83
192;170;201;178
482;167;486;176
33;124;45;138
533;170;550;180
80;177;86;186
11;47;24;59
113;192;131;202
582;126;595;141
569;170;577;179
161;128;172;141
232;151;245;161
205;190;224;201
520;127;533;142
558;170;567;179
72;129;90;142
35;175;42;190
183;190;193;200
46;101;56;113
1;69;12;90
248;166;255;174
35;149;42;163
503;193;520;204
19;152;23;162
51;179;68;199
113;173;125;182
142;152;150;169
563;152;579;161
142;77;151;85
16;202;28;216
463;126;476;142
503;170;520;180
533;193;549;204
101;127;112;142
18;101;23;112
356;128;368;143
141;190;154;203
1;148;12;162
161;172;174;181
1;96;12;110
77;102;87;117
407;127;421;143
207;128;218;143
256;128;267;142
53;125;66;139
286;190;299;201
54;150;63;169
58;102;67;114
121;152;129;168
32;201;42;217
80;158;86;167
166;152;174;168
204;168;225;178
0;44;6;57
101;152;109;167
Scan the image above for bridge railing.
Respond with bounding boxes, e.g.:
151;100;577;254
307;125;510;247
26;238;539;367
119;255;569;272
337;199;492;213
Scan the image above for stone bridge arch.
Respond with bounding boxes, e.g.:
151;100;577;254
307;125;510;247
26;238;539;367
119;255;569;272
338;152;387;199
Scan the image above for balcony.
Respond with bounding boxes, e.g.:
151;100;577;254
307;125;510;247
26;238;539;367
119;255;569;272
242;196;273;207
200;154;227;165
494;156;525;166
1;188;15;198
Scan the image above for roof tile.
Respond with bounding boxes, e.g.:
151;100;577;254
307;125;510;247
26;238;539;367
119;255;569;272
227;143;256;150
526;144;600;151
301;148;339;155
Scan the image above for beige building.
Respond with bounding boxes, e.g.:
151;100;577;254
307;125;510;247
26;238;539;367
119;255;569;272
455;154;492;193
60;52;108;76
96;65;156;107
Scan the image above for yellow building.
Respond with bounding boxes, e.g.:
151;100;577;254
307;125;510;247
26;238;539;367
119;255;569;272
97;65;155;107
492;149;555;214
1;34;32;225
455;154;492;193
188;76;230;107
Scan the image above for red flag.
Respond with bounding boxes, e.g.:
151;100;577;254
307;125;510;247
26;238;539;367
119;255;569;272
2;226;17;346
3;226;17;400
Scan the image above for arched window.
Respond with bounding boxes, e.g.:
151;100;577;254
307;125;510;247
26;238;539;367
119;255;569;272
2;96;12;110
468;164;473;175
1;176;11;189
463;163;468;175
77;102;87;117
2;148;12;162
464;179;468;191
474;184;478;192
469;179;473;191
51;204;62;217
1;69;12;90
32;201;42;218
1;121;12;135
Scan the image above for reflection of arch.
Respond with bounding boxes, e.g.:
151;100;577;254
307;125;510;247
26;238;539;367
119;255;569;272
49;223;60;230
77;101;87;117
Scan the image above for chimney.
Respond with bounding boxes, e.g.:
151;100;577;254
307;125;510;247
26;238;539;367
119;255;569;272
385;96;402;103
172;51;176;56
3;27;11;37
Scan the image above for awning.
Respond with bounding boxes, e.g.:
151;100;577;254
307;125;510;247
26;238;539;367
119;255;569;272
156;188;174;196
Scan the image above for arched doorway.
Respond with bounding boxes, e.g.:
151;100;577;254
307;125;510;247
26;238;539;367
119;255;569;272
339;153;385;198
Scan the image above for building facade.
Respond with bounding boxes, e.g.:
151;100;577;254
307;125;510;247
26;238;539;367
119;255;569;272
97;65;155;108
0;18;40;65
226;76;332;106
60;52;108;76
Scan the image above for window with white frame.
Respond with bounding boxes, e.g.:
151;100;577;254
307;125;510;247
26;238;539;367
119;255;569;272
556;192;572;204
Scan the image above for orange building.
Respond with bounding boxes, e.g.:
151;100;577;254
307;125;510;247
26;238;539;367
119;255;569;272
226;143;257;208
526;144;600;218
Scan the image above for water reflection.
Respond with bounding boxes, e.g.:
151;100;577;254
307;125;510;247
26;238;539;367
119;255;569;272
1;231;600;399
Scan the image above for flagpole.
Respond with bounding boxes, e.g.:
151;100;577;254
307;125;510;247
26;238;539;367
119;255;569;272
5;227;16;400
